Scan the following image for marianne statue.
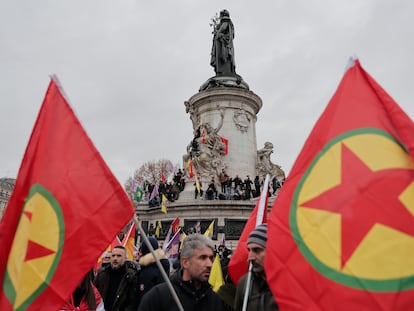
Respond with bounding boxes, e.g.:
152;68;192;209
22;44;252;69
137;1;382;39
210;9;236;76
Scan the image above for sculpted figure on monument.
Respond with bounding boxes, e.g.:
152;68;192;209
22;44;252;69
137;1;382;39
210;9;236;76
256;142;286;180
185;110;226;180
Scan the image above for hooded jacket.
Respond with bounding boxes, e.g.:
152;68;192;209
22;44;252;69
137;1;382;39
137;248;170;305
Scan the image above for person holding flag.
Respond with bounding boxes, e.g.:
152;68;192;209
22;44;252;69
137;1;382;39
139;234;225;311
0;77;136;311
234;224;278;311
137;237;170;308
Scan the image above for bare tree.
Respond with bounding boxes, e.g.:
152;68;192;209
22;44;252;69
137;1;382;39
125;159;179;200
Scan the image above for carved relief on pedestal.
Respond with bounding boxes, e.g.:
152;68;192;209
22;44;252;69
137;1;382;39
233;108;250;133
183;110;226;181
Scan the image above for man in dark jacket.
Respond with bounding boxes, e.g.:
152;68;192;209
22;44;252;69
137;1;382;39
137;237;170;307
234;224;279;311
94;245;139;311
138;234;225;311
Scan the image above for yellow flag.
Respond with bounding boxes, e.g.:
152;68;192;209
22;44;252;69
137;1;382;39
180;232;187;250
161;194;168;213
209;253;224;292
195;174;201;193
155;220;162;238
204;220;215;238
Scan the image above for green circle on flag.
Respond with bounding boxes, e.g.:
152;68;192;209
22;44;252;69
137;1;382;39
3;183;64;310
291;128;414;291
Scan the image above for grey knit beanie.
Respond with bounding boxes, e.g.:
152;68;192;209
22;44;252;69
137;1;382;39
247;224;267;248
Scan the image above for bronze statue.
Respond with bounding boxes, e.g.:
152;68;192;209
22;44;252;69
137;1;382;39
210;10;236;76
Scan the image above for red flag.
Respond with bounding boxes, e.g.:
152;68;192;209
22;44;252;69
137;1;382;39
265;58;414;310
220;136;229;155
0;77;135;311
228;175;269;285
171;217;180;234
187;160;194;178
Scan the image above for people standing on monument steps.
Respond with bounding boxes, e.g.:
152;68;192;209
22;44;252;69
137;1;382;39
194;177;203;199
219;169;229;193
206;178;218;200
254;175;261;197
233;175;243;189
244;175;253;200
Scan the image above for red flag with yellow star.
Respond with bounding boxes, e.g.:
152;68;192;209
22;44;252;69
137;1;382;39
0;77;135;311
265;57;414;310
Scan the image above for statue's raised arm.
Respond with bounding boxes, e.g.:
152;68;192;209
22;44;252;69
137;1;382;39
210;9;236;76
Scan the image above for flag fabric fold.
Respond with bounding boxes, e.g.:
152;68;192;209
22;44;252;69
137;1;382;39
171;217;180;234
204;220;215;238
195;221;201;234
162;217;180;252
165;230;181;260
265;58;414;310
209;253;225;292
123;223;136;260
0;77;135;311
149;184;159;201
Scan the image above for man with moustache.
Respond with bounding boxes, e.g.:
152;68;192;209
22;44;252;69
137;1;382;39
94;245;139;311
138;234;225;311
234;224;279;311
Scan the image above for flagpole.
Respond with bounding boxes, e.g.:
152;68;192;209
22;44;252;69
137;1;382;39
241;174;269;311
133;216;184;311
242;262;253;311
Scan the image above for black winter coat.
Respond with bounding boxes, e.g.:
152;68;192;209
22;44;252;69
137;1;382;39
138;269;225;311
94;261;139;311
137;248;170;306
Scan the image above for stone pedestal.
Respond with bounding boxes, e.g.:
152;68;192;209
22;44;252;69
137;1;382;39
183;82;262;194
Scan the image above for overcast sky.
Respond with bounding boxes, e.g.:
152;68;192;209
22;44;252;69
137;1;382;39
1;1;413;185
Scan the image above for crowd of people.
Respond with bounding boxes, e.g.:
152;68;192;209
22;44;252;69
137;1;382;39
146;169;186;207
141;168;284;208
198;171;283;201
62;226;278;310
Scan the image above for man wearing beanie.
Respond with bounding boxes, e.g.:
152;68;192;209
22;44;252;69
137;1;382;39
234;224;279;311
